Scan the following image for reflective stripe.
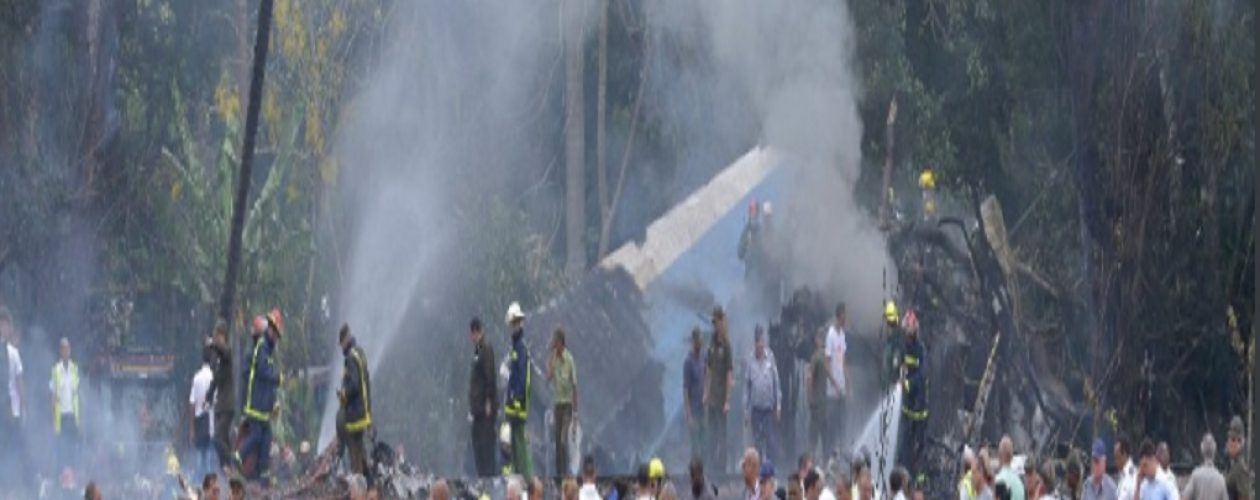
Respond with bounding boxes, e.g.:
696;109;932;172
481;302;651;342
345;348;372;432
505;348;531;420
243;341;270;421
52;362;80;434
903;354;919;368
902;406;928;421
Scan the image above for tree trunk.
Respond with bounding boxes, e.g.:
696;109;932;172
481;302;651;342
595;0;609;259
563;0;587;279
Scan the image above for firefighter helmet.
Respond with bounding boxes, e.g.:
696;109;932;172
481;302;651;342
884;301;899;325
919;168;936;190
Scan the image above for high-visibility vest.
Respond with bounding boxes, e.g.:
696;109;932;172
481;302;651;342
243;340;270;422
52;360;80;434
344;347;372;432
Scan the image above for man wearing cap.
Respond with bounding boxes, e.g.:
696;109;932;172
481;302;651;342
746;325;781;465
504;302;533;478
467;317;498;477
684;328;706;461
1226;416;1253;500
1083;439;1118;500
237;309;282;482
759;461;777;500
704;307;735;472
546;328;578;476
1181;433;1228;500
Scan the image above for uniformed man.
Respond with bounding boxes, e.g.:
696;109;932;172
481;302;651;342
898;309;928;482
704;306;734;472
205;320;235;473
1226;415;1253;500
337;324;372;477
236;308;282;482
467;317;498;477
504;302;533;478
50;337;81;472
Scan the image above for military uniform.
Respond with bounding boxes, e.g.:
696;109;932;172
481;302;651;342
1226;416;1253;500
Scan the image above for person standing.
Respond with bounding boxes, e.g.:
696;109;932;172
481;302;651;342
1181;433;1228;500
237;308;282;482
467;317;498;477
745;326;781;464
996;436;1026;500
546;328;578;476
504;302;533;478
684;328;706;461
338;324;373;477
805;329;834;460
898;310;928;482
1134;440;1174;500
704;306;734;472
1083;439;1118;500
0;308;26;490
1225;416;1253;500
50;337;81;473
1116;438;1138;500
205;320;235;473
824;303;849;458
189;344;215;477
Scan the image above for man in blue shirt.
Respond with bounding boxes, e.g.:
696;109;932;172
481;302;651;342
1082;438;1118;500
683;328;706;461
1134;439;1174;500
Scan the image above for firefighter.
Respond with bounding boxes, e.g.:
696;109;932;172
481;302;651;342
882;301;903;384
918;168;937;221
898;309;928;483
337;324;372;477
236;308;282;483
503;302;533;478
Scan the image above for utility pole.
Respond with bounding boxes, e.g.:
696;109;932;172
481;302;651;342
218;0;275;323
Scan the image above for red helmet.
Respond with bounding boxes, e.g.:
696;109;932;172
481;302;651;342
749;198;759;218
266;308;284;336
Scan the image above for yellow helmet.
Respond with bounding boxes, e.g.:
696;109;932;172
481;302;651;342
884;300;899;324
649;457;666;480
919;169;936;190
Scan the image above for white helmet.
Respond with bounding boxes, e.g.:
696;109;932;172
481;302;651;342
505;302;526;325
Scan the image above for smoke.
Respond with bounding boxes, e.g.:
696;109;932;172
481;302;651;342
645;0;891;334
319;1;597;454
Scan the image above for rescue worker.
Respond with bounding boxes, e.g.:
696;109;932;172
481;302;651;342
918;168;937;221
546;327;578;476
504;302;533;478
1226;416;1253;500
704;306;735;473
205;319;236;472
897;310;928;483
684;328;707;461
50;337;81;473
237;308;282;482
338;324;372;477
738;199;762;277
882;301;903;385
467;317;498;477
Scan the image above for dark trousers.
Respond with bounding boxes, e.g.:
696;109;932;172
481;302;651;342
346;430;367;476
705;405;728;473
826;397;846;458
56;416;80;472
750;407;778;465
898;414;927;479
687;409;705;461
238;419;272;480
807;404;826;459
553;403;573;476
471;415;497;477
509;420;532;478
214;410;234;469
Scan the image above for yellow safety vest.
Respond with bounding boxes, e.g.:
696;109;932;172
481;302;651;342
344;348;372;432
243;340;270;422
52;361;80;434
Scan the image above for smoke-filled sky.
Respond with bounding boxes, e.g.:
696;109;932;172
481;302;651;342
324;0;890;471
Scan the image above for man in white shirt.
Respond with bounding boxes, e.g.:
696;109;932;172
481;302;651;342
50;337;81;471
1;308;29;492
1115;438;1138;500
578;455;602;500
189;345;215;476
823;303;849;458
